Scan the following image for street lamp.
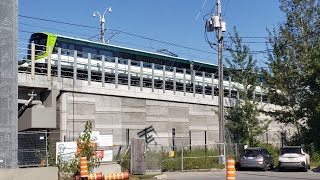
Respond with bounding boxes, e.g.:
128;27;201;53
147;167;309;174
93;7;112;44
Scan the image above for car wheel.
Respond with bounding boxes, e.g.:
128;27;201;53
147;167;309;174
278;167;283;172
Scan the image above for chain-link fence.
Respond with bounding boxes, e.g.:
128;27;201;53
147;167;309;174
18;131;49;167
118;142;243;173
161;143;226;172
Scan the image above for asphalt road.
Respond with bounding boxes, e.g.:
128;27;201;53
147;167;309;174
164;170;320;180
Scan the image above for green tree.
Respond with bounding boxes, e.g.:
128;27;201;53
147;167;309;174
57;121;102;179
262;0;320;150
225;27;270;146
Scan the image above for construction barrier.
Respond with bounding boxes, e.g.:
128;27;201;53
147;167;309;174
80;157;89;179
104;171;129;180
88;172;103;180
226;158;236;180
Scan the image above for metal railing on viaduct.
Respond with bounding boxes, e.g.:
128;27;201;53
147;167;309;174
18;42;268;104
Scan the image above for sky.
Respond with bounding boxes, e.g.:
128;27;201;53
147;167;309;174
18;0;285;66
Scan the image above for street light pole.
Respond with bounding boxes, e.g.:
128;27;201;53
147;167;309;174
93;7;112;44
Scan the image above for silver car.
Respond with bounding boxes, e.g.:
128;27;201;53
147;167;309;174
238;147;274;171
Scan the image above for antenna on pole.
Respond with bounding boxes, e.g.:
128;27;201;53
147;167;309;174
195;0;209;21
93;6;112;43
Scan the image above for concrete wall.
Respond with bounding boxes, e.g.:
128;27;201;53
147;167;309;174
55;92;220;146
55;92;287;146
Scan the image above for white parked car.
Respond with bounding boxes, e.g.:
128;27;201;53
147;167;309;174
278;146;310;172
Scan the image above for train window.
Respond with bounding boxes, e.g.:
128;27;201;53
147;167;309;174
61;43;69;55
69;44;75;50
82;47;97;58
99;50;113;57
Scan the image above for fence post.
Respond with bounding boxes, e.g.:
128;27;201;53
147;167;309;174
181;146;184;172
45;132;48;167
173;67;176;94
88;53;91;85
163;65;166;93
47;46;51;81
235;143;238;162
31;41;35;80
58;48;61;82
140;61;143;91
73;50;77;83
202;72;205;98
183;69;186;96
115;57;118;88
128;59;131;90
152;63;155;92
224;143;226;169
102;55;105;87
192;70;196;97
211;73;214;98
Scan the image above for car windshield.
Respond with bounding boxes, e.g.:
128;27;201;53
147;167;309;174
241;149;261;156
280;147;301;155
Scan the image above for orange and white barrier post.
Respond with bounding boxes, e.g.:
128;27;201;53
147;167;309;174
226;158;236;180
80;157;88;180
104;171;129;180
88;172;103;180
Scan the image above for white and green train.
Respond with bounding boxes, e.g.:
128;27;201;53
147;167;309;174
21;32;264;99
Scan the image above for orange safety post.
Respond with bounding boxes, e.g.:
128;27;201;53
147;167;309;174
104;171;129;180
226;158;236;180
80;157;88;180
88;172;103;180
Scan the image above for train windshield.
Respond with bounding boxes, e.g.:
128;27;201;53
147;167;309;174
28;33;48;58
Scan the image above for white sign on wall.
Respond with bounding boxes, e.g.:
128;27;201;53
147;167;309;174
56;142;77;163
98;135;113;147
102;150;113;162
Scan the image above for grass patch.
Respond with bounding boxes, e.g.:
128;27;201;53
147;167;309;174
162;147;224;171
120;146;225;172
129;174;159;179
311;161;320;167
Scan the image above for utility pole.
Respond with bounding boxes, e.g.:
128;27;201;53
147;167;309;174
205;0;226;163
217;0;225;146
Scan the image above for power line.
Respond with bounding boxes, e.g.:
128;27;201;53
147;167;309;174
19;15;99;29
19;23;96;38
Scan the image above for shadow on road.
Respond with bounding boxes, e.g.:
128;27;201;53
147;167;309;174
312;167;320;173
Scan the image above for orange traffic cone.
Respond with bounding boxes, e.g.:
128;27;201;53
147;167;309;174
80;157;88;180
226;158;236;180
